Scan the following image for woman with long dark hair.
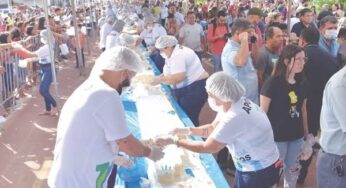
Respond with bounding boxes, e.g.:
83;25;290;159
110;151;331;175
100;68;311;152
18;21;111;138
260;44;309;188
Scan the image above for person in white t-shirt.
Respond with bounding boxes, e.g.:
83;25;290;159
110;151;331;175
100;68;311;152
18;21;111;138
99;15;115;51
160;3;169;26
105;20;125;50
47;47;164;188
179;11;205;61
154;35;209;126
167;3;185;26
156;72;281;188
139;16;167;47
12;30;58;116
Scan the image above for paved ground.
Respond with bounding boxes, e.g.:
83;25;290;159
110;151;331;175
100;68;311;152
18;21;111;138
0;38;317;188
0;38;98;188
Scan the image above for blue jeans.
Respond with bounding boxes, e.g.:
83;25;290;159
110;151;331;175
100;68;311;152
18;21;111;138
211;53;222;72
173;79;207;126
235;162;280;188
40;65;56;111
276;138;304;188
317;150;346;188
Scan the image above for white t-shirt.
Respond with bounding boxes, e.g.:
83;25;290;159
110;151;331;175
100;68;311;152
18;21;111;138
100;23;113;49
160;6;168;19
140;24;167;46
179;23;204;52
174;12;185;25
163;45;205;89
48;77;131;188
35;44;51;64
106;31;120;50
210;97;279;172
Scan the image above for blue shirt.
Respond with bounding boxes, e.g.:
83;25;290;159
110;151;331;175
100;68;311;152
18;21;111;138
221;40;259;104
318;34;339;59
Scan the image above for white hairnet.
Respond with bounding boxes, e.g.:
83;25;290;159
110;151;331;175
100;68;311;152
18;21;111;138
130;14;139;21
144;16;156;25
106;15;116;24
205;72;245;103
91;46;143;76
112;20;125;32
40;29;54;45
117;33;138;47
40;29;49;44
155;35;178;49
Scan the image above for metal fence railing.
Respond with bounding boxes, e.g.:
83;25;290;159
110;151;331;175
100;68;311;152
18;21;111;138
0;36;41;114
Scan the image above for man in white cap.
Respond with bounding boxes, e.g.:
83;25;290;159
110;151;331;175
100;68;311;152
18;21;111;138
47;47;164;188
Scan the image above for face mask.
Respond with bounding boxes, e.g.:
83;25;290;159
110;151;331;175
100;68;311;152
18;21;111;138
324;29;338;40
116;77;130;95
208;98;223;112
160;52;168;59
147;26;153;31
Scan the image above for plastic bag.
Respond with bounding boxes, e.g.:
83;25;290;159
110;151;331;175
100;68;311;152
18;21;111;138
299;134;315;161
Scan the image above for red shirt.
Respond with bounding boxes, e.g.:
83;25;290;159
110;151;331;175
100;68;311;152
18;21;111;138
207;24;228;55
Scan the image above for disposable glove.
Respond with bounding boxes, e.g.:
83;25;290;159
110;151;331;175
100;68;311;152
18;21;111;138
114;156;134;168
155;135;176;148
147;146;164;161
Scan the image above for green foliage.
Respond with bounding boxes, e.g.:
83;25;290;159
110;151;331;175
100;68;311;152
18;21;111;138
196;0;207;4
312;0;346;11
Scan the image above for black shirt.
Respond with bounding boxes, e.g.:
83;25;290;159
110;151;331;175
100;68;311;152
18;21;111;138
261;77;307;141
291;21;315;37
304;44;338;135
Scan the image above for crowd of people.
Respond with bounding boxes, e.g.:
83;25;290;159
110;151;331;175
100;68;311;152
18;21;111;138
1;0;345;188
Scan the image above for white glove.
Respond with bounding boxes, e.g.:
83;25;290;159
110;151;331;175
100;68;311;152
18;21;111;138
150;76;161;86
114;156;134;168
154;135;176;148
169;127;191;136
147;146;164;161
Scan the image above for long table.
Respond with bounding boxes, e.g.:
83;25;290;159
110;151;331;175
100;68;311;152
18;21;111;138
115;58;230;188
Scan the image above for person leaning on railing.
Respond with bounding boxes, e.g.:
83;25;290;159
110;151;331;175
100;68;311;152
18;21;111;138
11;30;58;116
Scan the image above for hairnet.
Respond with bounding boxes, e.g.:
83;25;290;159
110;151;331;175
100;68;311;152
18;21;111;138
112;20;125;33
155;35;178;49
91;46;143;76
205;72;245;103
40;29;53;44
144;16;156;25
106;15;116;24
117;33;138;47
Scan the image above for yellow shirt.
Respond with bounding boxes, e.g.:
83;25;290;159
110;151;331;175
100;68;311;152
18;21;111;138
153;6;160;16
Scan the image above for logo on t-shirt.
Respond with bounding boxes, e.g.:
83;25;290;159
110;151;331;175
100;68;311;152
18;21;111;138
242;98;252;114
288;91;300;118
